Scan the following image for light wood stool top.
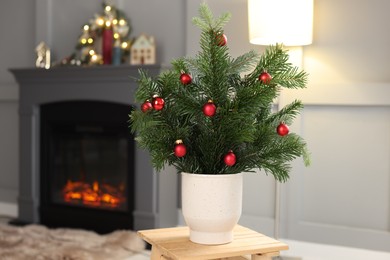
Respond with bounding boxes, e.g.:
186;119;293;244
137;225;288;260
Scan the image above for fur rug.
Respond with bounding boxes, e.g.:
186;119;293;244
0;224;145;260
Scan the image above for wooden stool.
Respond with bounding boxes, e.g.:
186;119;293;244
137;225;288;260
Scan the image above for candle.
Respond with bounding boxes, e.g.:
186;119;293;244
112;39;122;65
102;23;113;65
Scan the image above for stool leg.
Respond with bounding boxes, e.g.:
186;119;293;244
252;252;279;260
252;255;271;260
151;245;165;260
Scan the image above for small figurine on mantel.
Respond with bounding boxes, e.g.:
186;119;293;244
35;41;51;69
130;34;156;65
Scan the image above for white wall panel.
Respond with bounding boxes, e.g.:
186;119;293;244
302;106;390;231
0;0;34;205
243;172;275;218
0;102;19;203
281;95;390;251
239;172;276;237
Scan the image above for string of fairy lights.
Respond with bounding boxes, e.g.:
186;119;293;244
61;3;132;66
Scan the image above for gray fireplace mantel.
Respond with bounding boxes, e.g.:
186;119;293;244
10;64;175;230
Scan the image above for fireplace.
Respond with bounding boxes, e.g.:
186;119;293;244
10;65;178;232
40;101;134;233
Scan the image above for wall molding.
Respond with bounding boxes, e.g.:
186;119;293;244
281;83;390;107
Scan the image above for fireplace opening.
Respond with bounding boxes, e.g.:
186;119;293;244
40;101;135;234
53;130;128;211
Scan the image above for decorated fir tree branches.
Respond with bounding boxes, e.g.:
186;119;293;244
130;3;310;181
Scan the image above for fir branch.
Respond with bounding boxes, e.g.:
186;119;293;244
214;12;232;30
184;57;203;83
192;2;231;31
265;99;304;125
261;161;291;182
129;110;162;134
302;145;311;166
192;3;214;30
259;44;290;71
134;69;160;102
272;66;308;89
228;50;259;75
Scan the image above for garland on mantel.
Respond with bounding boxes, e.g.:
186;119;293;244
59;2;132;66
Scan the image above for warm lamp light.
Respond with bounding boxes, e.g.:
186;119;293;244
248;2;314;253
248;0;313;46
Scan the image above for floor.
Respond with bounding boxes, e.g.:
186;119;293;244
125;241;390;260
1;214;390;260
126;240;390;260
279;239;390;260
124;251;150;260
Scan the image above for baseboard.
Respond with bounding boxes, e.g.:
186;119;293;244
0;201;18;217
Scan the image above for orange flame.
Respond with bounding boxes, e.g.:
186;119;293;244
93;181;99;192
63;180;125;208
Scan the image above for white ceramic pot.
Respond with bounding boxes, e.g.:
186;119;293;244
181;172;243;245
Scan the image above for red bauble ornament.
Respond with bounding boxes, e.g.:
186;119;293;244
152;96;165;111
180;73;192;85
141;100;153;113
277;122;289;136
202;100;216;117
174;140;187;157
223;150;236;167
216;33;227;46
259;71;272;84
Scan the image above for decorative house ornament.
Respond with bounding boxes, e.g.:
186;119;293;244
130;34;156;65
35;41;51;69
130;3;310;245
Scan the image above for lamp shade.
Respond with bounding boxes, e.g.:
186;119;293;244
248;0;313;46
